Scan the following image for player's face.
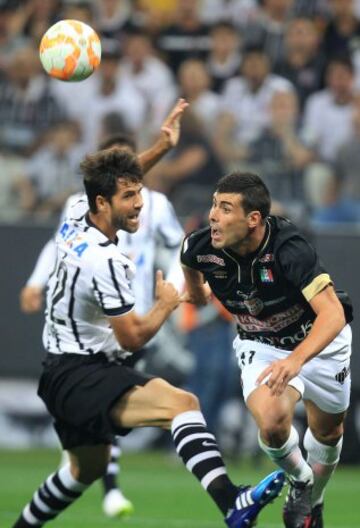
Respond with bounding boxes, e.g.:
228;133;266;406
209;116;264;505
109;179;143;233
209;192;252;249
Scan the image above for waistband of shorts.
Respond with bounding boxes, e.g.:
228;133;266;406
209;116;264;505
42;351;110;369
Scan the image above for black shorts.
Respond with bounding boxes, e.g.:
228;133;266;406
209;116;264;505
38;352;154;450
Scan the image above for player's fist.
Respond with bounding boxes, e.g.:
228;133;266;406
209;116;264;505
155;270;180;310
20;285;43;313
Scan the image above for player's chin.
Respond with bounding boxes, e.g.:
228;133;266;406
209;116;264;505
126;218;140;232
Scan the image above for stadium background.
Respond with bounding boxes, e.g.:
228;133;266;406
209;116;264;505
0;0;359;526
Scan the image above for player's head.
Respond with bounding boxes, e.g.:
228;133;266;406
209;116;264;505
209;172;271;249
80;147;143;233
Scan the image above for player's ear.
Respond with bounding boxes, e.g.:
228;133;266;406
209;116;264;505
96;194;108;212
247;210;262;228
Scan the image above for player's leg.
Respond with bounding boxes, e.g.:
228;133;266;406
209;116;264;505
102;438;134;517
110;377;284;527
247;384;313;528
12;444;110;528
304;400;346;528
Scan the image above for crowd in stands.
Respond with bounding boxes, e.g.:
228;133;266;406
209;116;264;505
2;0;360;224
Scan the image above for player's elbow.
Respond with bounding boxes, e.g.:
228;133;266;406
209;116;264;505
117;334;144;353
329;303;346;334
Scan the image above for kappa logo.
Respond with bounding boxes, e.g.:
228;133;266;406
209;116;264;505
197;254;225;266
213;270;227;279
335;366;350;385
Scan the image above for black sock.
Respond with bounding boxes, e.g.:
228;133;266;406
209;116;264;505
171;410;238;515
12;464;88;527
102;440;121;494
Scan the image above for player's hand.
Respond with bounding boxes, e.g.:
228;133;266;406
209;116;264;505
180;283;212;305
20;285;43;313
155;270;181;310
160;98;189;148
256;356;303;396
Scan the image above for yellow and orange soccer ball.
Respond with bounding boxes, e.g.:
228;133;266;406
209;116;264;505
39;20;101;82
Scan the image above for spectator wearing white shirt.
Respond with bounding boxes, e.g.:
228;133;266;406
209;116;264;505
302;55;356;209
177;58;221;139
121;30;177;136
215;46;293;169
206;21;242;93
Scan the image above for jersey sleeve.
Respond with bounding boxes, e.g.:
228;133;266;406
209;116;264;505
180;234;198;269
277;236;332;302
92;257;135;316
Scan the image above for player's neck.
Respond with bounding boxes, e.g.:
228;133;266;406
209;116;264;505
88;212;117;242
231;223;267;257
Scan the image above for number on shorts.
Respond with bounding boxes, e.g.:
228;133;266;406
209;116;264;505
240;350;256;367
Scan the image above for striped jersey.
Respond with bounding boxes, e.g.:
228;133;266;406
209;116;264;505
43;213;136;359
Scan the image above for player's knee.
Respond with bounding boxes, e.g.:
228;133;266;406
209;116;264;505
258;411;291;446
311;424;344;446
166;389;200;421
70;453;109;484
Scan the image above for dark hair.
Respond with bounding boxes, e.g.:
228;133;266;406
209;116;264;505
98;133;137;152
326;54;354;74
80;147;143;213
216;172;271;218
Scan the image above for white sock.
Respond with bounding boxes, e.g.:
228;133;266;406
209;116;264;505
258;426;313;484
304;427;342;506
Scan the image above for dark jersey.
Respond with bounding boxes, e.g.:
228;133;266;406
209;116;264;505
181;216;352;350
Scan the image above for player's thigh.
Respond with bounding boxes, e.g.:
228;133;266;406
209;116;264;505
247;383;299;434
304;399;346;444
68;444;111;483
110;377;200;429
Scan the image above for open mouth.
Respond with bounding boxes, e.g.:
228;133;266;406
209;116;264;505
211;227;222;241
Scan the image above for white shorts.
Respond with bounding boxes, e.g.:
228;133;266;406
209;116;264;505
234;325;352;414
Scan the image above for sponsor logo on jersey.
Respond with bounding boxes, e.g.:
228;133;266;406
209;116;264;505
335;366;350;385
260;267;274;283
59;222;89;257
213;270;227;279
237;319;313;348
235;304;305;333
196;254;225;266
259;253;274;263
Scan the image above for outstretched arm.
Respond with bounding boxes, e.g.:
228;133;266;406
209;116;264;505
138;98;188;174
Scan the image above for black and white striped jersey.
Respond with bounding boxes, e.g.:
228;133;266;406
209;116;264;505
43;213;136;359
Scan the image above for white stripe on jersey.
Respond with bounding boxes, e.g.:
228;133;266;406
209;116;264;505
43;215;136;358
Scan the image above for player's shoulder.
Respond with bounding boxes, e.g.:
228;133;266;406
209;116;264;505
182;226;212;254
269;215;315;257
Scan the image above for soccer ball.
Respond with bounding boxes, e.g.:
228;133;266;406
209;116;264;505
39;19;101;82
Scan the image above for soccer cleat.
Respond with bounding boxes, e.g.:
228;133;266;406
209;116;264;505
102;489;134;518
310;503;324;528
225;470;285;527
283;478;313;528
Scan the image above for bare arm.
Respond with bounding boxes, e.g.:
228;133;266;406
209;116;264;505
257;286;346;395
180;265;211;306
109;270;180;352
138;98;189;174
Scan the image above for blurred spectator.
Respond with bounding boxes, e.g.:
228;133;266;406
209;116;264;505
177;58;221;138
14;120;84;219
51;39;146;151
215;47;293;169
323;0;360;61
145;110;224;219
94;0;141;42
10;0;60;45
156;0;211;74
243;0;294;66
199;0;259;29
0;45;65;156
313;92;360;223
206;21;242;93
0;2;29;75
302;55;355;163
61;0;95;25
136;0;178;33
301;55;356;212
246;90;312;210
274;17;325;110
121;29;176;135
